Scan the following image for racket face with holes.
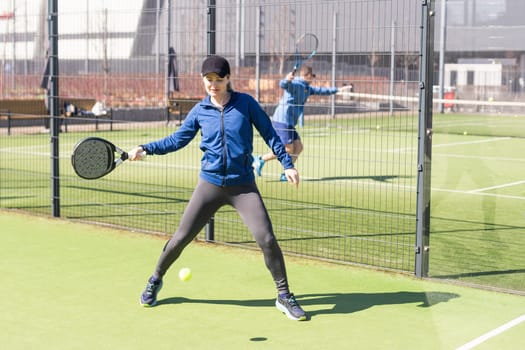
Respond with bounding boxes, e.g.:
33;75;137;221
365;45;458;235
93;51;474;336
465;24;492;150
71;137;127;179
293;33;319;73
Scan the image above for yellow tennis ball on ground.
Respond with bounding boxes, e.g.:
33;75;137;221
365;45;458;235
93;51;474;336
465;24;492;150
463;131;468;135
178;267;192;282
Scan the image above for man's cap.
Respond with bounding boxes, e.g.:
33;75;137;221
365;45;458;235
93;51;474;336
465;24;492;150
201;55;230;77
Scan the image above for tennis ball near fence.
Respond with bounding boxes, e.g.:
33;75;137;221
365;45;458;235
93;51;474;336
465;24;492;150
178;267;192;282
463;131;468;135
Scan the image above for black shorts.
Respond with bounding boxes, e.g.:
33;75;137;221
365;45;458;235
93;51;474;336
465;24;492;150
272;121;300;145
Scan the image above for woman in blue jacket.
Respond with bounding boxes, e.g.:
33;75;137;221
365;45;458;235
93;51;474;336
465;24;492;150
253;66;338;181
128;55;306;321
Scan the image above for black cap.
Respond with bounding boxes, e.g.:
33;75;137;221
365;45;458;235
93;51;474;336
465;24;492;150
201;55;230;77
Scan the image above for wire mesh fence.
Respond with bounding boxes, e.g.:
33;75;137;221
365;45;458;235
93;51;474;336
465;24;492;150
1;0;524;295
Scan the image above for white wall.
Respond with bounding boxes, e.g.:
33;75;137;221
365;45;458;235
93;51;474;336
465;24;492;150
445;63;502;87
0;0;144;60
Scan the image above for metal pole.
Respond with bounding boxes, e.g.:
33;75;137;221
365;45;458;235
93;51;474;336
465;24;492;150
85;0;89;74
11;0;16;89
24;0;28;75
235;0;241;71
330;11;337;119
156;0;160;74
205;0;216;242
165;0;171;103
240;0;245;63
438;0;447;113
255;6;261;100
207;0;216;56
415;0;435;278
389;20;396;116
48;0;60;217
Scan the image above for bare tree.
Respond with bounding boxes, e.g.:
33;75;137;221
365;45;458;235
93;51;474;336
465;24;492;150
266;5;295;75
101;8;110;97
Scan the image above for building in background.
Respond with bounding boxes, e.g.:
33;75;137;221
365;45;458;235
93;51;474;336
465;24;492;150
1;0;524;97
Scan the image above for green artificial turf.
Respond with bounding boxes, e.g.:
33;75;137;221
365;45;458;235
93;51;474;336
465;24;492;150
1;210;524;350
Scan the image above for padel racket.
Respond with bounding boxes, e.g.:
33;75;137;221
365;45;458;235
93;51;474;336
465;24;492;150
292;33;319;75
71;137;131;179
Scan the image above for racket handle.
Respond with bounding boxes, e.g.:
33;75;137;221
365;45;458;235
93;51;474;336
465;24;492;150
121;151;146;161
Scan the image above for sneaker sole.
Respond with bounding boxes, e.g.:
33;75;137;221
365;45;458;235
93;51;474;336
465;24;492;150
275;299;307;321
139;282;163;307
140;299;157;307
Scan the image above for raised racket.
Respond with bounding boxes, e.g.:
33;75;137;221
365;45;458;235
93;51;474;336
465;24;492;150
292;33;319;75
71;137;139;179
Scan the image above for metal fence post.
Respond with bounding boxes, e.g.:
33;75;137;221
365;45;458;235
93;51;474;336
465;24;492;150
205;0;216;242
48;0;60;218
415;0;435;277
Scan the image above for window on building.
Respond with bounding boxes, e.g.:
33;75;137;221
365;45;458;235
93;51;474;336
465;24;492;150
447;0;466;26
450;70;457;86
474;0;506;24
467;71;475;85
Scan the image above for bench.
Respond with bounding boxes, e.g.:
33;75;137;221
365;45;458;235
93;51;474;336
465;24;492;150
0;99;48;135
61;98;113;132
166;98;200;125
0;98;112;135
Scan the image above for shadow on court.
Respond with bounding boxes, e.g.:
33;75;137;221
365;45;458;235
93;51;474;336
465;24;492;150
156;291;459;320
304;175;411;182
433;268;525;279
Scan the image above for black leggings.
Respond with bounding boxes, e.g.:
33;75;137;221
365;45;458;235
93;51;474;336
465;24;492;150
153;179;290;295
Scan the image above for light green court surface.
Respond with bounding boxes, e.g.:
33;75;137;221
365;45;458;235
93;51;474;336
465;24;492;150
1;210;524;350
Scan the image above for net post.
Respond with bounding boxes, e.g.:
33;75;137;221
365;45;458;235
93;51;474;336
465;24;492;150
415;0;435;278
438;0;448;114
205;216;215;242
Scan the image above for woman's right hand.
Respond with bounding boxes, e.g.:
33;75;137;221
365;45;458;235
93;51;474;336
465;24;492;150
128;146;145;161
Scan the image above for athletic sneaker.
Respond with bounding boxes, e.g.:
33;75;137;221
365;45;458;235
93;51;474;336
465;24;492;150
140;276;163;307
276;293;307;321
279;173;287;182
253;156;265;176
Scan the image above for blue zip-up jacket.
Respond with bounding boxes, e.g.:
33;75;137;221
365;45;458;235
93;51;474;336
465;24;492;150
143;91;294;187
272;78;338;127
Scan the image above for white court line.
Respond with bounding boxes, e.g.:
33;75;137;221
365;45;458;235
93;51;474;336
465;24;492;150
433;153;525;163
433;188;525;201
469;179;525;193
456;314;525;350
433;137;511;148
